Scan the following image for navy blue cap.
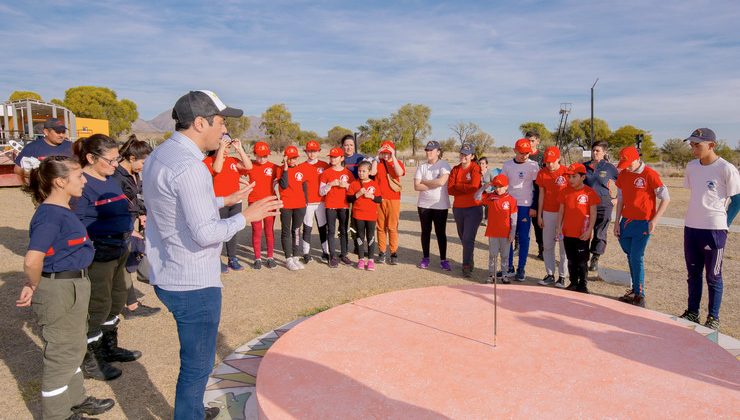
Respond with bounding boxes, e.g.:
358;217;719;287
459;143;475;155
43;118;67;130
684;128;716;142
425;140;441;151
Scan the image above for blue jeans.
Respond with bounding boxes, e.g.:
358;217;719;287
155;286;222;420
684;227;726;319
508;206;532;272
453;206;483;267
617;218;651;297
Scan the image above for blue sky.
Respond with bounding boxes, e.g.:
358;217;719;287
1;0;738;146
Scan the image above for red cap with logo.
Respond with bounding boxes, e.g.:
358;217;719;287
617;146;640;170
254;141;270;157
565;162;587;175
328;147;344;157
305;140;321;152
543;146;561;163
284;145;299;158
379;140;395;152
491;174;509;187
514;138;533;154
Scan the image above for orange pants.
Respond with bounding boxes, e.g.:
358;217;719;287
376;199;401;254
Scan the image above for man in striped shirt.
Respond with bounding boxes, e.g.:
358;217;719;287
143;90;281;420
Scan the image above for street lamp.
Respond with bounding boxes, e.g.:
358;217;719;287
591;78;599;146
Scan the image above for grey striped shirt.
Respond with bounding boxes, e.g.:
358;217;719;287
142;132;246;291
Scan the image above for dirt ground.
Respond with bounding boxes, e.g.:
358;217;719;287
0;168;737;419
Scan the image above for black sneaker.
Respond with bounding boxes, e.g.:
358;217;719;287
122;302;161;319
507;266;515;277
576;284;590;294
265;258;277;269
320;253;330;263
389;253;398;265
566;282;578;291
538;275;556;286
554;277;566;288
679;310;700;324
71;396;115;415
501;276;511;284
589;255;599;271
462;265;472;278
340;255;352;265
376;252;386;264
704;316;720;330
514;269;526;282
329;257;339;268
302;254;312;265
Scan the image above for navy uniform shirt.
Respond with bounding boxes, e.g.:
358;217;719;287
29;203;94;272
14;138;73;165
344;153;365;179
73;174;133;240
584;159;619;204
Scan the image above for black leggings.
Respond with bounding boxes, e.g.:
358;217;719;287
418;207;448;260
355;219;376;259
219;202;243;258
280;207;306;258
326;208;349;258
563;236;590;287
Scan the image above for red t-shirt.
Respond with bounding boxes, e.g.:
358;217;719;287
245;161;278;204
615;165;664;221
447;162;482;208
536;166;568;213
557;186;601;238
482;192;518;238
320;167;354;209
202;156;247;197
301;160;330;204
375;159;405;200
276;165;307;209
347;179;381;221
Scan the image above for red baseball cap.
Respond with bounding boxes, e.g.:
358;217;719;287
565;162;587;175
254;141;270;157
305;140;321;152
284;145;299;158
543;146;561;163
514;138;533;154
379;140;395;152
491;174;509;187
617;146;640;170
328;147;344;157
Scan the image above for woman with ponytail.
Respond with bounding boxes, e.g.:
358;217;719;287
18;156;115;419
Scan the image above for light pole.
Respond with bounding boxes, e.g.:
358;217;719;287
590;78;599;146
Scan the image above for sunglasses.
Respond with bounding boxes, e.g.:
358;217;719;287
94;153;120;166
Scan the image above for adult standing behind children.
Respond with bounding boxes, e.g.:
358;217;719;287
14;118;73;184
536;146;569;288
526;131;545;259
583;141;618;271
614;145;670;308
244;141;279;269
143;90;281;419
414;141;452;271
448;143;482;278
679;128;740;330
371;141;405;265
501;138;540;281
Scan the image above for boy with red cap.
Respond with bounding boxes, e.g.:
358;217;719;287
320;147;355;267
370;140;405;265
276;145;308;271
614;145;670;307
347;160;383;270
299;140;330;264
476;174;518;283
556;163;600;293
500;138;540;281
244;141;279;269
536;146;569;288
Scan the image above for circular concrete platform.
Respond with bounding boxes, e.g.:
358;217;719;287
256;285;740;418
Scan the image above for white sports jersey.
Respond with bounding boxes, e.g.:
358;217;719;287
684;157;740;230
501;158;539;207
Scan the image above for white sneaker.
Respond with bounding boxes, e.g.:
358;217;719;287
295;258;305;270
286;257;300;271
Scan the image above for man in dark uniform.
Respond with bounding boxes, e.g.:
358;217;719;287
584;141;618;270
14;118;73;184
525;131;545;259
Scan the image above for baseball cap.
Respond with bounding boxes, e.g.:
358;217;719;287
565;162;587;175
514;138;533;154
491;174;509;187
379;140;395;152
254;141;270;157
284;145;299;158
543;146;561;163
424;140;441;151
459;143;475;155
171;90;243;124
305;140;321;152
43;118;67;131
684;128;716;143
328;147;344;157
617;146;640;170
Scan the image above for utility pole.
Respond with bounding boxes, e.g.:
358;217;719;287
590;78;599;146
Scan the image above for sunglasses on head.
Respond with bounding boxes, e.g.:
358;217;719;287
52;128;67;134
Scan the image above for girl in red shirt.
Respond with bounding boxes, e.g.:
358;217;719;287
276;146;308;271
299;140;330;263
203;135;252;272
347;160;382;271
556;163;600;293
319;147;355;268
447;143;482;278
244;141;278;269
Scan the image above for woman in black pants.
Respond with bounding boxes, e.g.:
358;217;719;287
414;141;452;270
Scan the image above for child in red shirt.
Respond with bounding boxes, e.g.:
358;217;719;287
276;145;308;271
299;140;330;264
244;141;278;269
476;174;518;284
536;146;569;287
319;147;355;268
203;134;252;272
347;160;382;271
556;163;600;293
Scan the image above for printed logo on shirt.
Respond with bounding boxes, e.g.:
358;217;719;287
633;177;646;189
577;194;589;204
465;173;471;181
555;176;566;185
230;163;237;172
502;201;510;210
518;171;524;179
706;180;717;191
295;171;304;181
264;167;273;176
316;167;324;174
340;174;349;183
366;186;376;195
599;171;607;178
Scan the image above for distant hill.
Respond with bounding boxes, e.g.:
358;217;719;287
132;111;265;140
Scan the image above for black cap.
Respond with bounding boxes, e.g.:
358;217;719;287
171;90;243;124
43;118;67;130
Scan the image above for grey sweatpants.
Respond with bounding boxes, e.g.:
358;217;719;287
542;211;568;277
488;237;512;277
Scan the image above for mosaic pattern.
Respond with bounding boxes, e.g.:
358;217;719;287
204;309;739;419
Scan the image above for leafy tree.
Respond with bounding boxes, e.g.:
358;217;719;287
450;121;479;145
225;116;251;139
9;91;42;101
715;140;739;166
260;104;300;152
326;126;353;145
608;125;657;161
564;118;611;149
53;86;138;137
357;117;393;154
391;104;431;155
660;138;693;168
439;138;458;154
468;131;495;157
519;122;553;144
296;130;320;146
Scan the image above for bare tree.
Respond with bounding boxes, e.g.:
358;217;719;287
450;121;480;145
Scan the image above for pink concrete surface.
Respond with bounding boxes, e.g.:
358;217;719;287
256;285;740;419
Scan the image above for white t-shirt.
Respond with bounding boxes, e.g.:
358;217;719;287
415;160;452;209
684;157;740;230
501;158;539;207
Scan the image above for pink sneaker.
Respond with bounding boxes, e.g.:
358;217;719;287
357;259;366;270
366;259;376;271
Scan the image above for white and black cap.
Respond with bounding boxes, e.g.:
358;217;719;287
172;90;243;123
